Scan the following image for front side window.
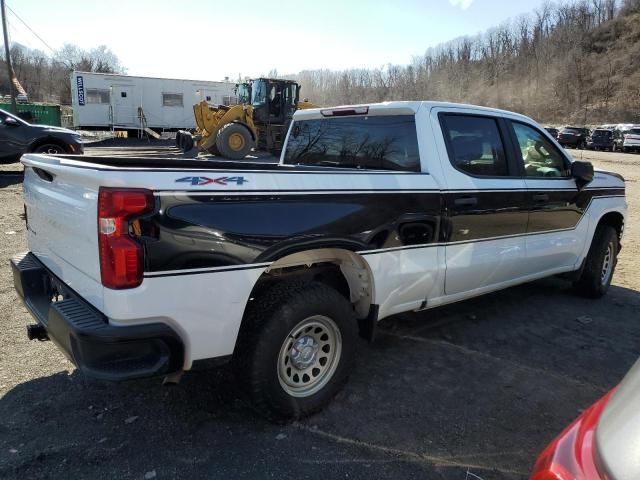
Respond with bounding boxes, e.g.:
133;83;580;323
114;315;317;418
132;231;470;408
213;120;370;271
86;88;110;104
283;115;420;172
162;93;183;107
512;122;569;177
440;114;508;177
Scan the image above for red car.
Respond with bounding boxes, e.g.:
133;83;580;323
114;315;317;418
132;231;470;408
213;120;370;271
530;359;640;479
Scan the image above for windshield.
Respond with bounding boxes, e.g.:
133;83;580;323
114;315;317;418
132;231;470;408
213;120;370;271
592;130;611;137
251;79;267;106
629;128;640;135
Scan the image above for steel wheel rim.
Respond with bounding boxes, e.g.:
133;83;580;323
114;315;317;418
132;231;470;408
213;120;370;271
277;315;342;398
229;133;245;151
40;145;63;154
601;242;614;285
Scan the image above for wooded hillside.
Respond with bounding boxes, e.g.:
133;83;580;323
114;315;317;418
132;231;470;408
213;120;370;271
295;0;640;124
2;0;639;125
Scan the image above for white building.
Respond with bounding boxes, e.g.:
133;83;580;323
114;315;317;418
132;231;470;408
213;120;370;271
70;71;236;131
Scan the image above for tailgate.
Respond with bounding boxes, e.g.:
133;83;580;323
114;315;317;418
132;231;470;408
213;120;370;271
21;154;104;311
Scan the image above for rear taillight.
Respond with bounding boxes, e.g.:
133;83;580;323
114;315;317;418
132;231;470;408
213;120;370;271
98;188;154;289
530;389;615;480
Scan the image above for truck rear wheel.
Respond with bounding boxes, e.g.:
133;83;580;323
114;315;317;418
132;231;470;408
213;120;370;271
216;123;252;160
233;281;357;421
573;225;619;298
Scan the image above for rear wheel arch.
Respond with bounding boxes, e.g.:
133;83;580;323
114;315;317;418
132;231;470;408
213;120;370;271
234;248;376;353
254;248;375;319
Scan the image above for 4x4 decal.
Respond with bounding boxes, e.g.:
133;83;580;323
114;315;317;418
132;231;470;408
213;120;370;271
176;176;248;186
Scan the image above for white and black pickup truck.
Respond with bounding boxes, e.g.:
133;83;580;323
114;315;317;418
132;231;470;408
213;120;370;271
13;101;627;420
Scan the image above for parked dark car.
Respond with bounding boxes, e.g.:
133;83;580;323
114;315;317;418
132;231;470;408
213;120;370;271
530;358;640;480
586;128;616;151
544;127;559;138
0;108;83;163
557;126;589;149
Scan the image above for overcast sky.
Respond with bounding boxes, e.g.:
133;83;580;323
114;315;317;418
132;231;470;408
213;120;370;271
7;0;547;81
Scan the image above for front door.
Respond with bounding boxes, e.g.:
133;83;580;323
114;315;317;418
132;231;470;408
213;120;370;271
0;113;28;161
508;120;587;273
436;111;529;296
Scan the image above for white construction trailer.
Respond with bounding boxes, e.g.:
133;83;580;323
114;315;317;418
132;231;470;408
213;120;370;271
70;71;237;131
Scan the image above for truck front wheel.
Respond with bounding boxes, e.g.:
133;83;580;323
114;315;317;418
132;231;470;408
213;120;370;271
233;281;357;421
216;123;252;160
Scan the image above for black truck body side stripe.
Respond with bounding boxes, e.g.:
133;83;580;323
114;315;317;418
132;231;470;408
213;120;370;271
139;187;624;275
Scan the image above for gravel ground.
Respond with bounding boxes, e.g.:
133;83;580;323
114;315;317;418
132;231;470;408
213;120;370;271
0;148;639;480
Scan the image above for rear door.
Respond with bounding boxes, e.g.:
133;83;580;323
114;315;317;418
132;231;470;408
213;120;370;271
507;120;586;273
434;110;528;296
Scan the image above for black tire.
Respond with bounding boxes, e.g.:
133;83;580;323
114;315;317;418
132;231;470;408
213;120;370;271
573;225;619;298
33;143;66;154
233;281;358;421
206;144;221;156
216;123;252;160
175;131;183;147
182;133;194;152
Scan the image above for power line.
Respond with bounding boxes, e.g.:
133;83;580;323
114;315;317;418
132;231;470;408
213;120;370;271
4;2;56;54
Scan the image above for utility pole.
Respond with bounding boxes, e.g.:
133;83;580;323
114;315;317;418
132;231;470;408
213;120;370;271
1;0;17;113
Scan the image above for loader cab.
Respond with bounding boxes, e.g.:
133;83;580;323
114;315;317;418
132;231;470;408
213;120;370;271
250;78;300;125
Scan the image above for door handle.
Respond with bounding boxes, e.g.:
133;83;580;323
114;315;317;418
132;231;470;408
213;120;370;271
453;197;478;207
532;193;549;202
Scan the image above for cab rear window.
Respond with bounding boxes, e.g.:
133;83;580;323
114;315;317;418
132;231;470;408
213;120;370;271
283;115;420;172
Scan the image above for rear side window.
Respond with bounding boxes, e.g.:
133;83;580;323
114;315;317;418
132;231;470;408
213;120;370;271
440;114;508;177
512;122;570;177
283;115;420;172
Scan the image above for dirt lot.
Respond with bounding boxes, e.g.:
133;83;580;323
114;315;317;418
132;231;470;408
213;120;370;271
1;147;639;479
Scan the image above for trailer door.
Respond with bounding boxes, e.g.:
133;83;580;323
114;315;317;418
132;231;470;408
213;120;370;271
113;86;136;128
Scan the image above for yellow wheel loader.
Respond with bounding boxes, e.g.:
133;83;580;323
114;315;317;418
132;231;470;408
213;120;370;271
180;78;317;159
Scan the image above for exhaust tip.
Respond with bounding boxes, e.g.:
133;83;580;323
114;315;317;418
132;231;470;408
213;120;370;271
26;324;49;341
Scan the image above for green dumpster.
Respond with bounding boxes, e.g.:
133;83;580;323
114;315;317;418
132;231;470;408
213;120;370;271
0;103;62;127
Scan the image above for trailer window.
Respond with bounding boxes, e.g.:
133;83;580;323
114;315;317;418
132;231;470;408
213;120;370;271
162;93;183;107
284;115;420;172
86;89;110;104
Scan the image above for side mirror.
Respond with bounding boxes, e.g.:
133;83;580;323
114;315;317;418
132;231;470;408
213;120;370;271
3;116;19;126
572;160;594;188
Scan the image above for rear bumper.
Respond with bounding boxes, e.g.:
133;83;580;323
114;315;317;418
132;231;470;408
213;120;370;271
11;252;184;381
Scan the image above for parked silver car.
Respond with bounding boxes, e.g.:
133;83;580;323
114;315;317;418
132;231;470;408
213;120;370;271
622;126;640;153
